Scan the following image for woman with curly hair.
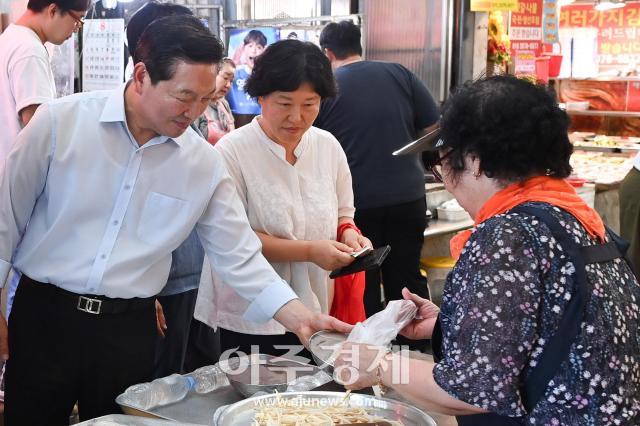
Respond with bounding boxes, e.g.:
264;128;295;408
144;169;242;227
335;75;640;425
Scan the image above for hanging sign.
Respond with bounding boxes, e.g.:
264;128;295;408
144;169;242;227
543;0;560;44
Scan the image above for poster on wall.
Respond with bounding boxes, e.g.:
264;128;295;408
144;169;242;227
559;3;640;71
227;27;279;115
82;19;125;92
510;0;543;74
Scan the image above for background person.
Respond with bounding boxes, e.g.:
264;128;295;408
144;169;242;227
334;76;640;425
199;57;236;145
196;39;371;358
0;16;350;424
314;21;439;329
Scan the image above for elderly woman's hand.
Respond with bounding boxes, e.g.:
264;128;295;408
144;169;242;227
308;240;354;271
333;341;391;390
340;228;372;252
399;287;440;340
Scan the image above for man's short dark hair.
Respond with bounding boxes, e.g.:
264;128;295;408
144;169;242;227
243;29;267;47
440;75;573;182
319;20;362;59
245;39;337;100
134;15;224;85
127;1;193;57
27;0;90;13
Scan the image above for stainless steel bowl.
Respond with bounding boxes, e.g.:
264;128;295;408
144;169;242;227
308;330;348;374
215;391;437;426
222;354;321;398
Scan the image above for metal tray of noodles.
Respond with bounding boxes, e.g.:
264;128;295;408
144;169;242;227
215;391;437;426
308;330;349;373
223;353;324;397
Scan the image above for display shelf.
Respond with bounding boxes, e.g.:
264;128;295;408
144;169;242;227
565;110;640;118
424;217;474;238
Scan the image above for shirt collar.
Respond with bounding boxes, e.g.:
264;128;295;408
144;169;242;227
99;82;188;148
252;117;309;161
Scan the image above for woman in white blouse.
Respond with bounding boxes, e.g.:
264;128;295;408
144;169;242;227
195;39;371;357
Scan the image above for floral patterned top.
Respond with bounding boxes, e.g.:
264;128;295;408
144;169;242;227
433;202;640;425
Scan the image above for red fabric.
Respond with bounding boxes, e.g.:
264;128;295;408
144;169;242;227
331;272;367;324
331;221;367;324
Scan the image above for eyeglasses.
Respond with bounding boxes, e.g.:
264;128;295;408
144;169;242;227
68;11;85;30
425;147;457;183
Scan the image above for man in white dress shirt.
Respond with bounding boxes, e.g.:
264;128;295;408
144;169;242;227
0;15;349;424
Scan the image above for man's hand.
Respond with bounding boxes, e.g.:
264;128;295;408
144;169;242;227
155;299;167;338
274;299;353;347
0;313;8;362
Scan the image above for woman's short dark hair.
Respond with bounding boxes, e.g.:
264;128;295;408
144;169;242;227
244;30;267;47
134;15;224;85
245;39;337;99
319;21;362;59
28;0;90;12
440;75;573;182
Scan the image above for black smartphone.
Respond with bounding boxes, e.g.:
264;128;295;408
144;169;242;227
330;245;391;279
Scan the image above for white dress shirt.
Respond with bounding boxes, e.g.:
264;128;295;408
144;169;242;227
195;118;355;334
0;85;296;323
634;152;640;171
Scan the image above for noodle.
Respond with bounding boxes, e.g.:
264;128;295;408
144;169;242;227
251;393;404;425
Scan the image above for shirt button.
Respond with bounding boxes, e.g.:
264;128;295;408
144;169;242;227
124;185;131;190
113;220;119;226
100;254;107;260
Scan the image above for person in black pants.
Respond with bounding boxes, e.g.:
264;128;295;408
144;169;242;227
315;21;439;322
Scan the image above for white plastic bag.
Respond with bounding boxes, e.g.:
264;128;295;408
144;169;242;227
346;300;417;347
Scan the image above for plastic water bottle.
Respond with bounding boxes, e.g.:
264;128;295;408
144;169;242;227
191;365;229;394
122;374;195;409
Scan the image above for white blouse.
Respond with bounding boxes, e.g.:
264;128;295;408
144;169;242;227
195;118;355;335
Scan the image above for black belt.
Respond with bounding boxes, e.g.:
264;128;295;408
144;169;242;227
20;275;155;315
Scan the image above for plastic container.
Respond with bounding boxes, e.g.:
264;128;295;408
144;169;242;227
121;374;195;410
548;54;563;77
421;256;456;306
535;56;550;83
565;101;590;111
436;207;471;221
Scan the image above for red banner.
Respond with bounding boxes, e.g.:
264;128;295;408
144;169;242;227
560;3;640;66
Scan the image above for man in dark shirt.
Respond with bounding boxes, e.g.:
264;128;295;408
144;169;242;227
315;21;439;318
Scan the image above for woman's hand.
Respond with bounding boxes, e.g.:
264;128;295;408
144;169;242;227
333;342;389;390
308;240;354;270
340;228;372;252
399;287;440;340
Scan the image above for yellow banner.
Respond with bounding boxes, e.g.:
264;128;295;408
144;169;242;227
471;0;519;12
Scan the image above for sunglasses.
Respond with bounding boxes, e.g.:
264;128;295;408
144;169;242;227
425;147;457;183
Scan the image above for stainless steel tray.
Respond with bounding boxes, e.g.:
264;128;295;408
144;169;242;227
77;414;203;425
215;391;437;426
116;384;243;425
